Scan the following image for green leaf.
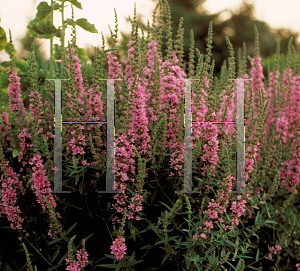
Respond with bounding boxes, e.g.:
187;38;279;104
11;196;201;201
47;237;63;246
147;124;154;132
194;177;204;183
102;254;117;260
15;59;29;73
285;239;288;247
86;165;100;170
139;244;152;250
76;165;88;173
0;26;7;51
52;2;60;10
235;237;240;246
66;0;83;10
0;69;10;89
66;222;78;236
97;264;118;268
75;18;98;33
47;265;62;271
240;255;253;259
236;258;245;271
233;247;238;261
53;44;62;59
248;266;263;270
65;18;73;25
12;149;22;158
255;211;260;225
159;201;172;211
226;261;237;271
75;174;81;187
205;246;215;257
121;260;144;268
81;233;94;244
36;33;56;39
79;180;83;194
77;47;88;62
264;219;278;224
223;239;239;250
58;252;68;265
35;1;53;20
161;253;171;265
221;248;226;258
67;169;77;177
27;19;57;37
52;249;60;262
256;248;259;261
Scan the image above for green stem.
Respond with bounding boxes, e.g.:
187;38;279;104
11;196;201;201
60;0;65;78
50;0;54;78
23;236;52;266
244;251;274;269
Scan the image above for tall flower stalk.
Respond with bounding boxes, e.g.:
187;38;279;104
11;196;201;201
0;1;299;269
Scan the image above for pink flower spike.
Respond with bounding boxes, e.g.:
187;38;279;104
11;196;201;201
204;77;209;88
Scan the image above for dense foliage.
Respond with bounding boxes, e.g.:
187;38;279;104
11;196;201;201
0;1;299;270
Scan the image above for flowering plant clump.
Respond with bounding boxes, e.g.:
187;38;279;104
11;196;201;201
65;236;89;271
0;0;299;270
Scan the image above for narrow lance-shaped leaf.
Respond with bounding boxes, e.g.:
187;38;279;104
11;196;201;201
66;222;78;236
75;175;80;186
52;249;60;262
97;263;119;268
121;260;144;268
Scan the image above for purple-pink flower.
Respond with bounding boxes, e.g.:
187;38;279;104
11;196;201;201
110;236;127;260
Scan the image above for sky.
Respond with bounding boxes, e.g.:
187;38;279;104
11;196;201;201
0;0;300;62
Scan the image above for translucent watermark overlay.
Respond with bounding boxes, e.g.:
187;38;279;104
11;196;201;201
229;79;253;194
46;78;123;194
97;79;124;194
175;79;200;194
47;77;252;194
175;78;253;194
46;79;71;194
